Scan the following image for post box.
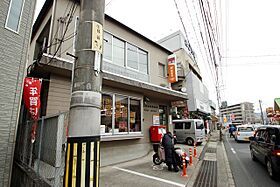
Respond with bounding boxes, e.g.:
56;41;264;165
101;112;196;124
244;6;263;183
150;125;166;143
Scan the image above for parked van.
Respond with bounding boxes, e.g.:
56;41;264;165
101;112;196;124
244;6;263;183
173;119;205;145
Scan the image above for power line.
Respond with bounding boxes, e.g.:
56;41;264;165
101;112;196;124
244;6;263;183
46;2;78;65
222;54;280;58
184;0;216;87
173;0;196;61
220;61;280;67
199;0;218;83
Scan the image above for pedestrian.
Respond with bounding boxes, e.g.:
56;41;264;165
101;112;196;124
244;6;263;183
161;131;179;172
229;125;235;138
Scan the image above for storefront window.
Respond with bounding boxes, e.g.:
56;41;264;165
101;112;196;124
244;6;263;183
101;94;142;135
101;94;113;134
115;95;128;133
130;99;141;132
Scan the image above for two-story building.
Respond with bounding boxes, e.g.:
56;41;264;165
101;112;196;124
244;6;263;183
15;1;188;181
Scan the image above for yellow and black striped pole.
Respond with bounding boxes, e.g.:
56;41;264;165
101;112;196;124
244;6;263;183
63;0;105;186
64;137;100;187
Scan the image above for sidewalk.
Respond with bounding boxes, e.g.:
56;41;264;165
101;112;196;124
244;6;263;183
99;130;235;187
189;130;235;187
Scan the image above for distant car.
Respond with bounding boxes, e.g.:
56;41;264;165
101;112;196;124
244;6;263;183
234;125;254;142
252;123;264;131
249;126;280;179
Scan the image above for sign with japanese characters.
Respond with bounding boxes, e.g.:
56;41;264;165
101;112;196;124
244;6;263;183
167;54;178;83
23;77;41;120
92;21;103;53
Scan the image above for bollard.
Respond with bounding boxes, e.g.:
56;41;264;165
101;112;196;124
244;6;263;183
189;148;193;166
181;152;188;177
194;142;197;158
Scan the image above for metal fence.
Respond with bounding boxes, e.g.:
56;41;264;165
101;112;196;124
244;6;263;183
14;112;69;187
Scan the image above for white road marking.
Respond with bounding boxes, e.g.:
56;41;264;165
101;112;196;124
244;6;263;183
113;166;185;187
231;148;236;154
225;133;258;186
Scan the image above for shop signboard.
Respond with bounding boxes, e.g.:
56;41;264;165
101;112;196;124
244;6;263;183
23;77;42;143
167;54;178;83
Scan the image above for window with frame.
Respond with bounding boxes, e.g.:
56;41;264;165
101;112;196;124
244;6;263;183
127;43;148;74
174;122;183;129
158;63;166;77
103;31;148;74
101;94;113;134
101;94;142;135
113;37;125;66
139;49;148;74
6;0;24;32
185;122;191;129
104;32;112;61
130;99;141;132
115;95;128;133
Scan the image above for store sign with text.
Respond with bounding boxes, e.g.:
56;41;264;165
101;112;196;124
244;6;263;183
23;77;41;120
168;54;178;83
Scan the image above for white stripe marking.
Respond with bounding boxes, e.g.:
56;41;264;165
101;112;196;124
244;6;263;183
231;148;236;154
113;166;185;187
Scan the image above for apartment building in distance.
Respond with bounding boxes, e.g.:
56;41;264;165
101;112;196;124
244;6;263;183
220;102;255;126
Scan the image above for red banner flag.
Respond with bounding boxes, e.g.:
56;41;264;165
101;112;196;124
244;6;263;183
23;77;41;143
23;77;41;120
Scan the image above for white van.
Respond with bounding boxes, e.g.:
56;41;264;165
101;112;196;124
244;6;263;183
173;119;205;145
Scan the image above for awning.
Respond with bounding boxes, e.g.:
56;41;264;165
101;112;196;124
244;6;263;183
34;54;188;102
102;71;188;101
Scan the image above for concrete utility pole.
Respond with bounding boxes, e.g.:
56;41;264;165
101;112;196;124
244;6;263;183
64;0;105;186
259;100;265;125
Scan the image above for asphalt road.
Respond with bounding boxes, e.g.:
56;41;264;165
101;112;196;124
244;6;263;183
224;133;280;187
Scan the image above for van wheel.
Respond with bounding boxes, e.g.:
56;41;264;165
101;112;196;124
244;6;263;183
186;138;194;146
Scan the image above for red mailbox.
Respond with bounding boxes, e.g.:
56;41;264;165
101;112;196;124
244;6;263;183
150;125;166;143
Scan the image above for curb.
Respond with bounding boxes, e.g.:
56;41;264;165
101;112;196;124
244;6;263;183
185;138;209;186
221;140;235;187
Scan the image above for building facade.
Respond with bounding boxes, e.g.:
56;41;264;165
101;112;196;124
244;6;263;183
220;102;255;126
0;0;36;186
13;1;188;184
158;31;212;120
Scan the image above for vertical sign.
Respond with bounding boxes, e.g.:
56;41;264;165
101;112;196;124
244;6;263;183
23;77;42;143
23;77;41;120
168;54;178;83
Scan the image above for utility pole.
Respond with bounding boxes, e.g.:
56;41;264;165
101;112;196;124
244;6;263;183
64;0;105;186
259;100;265;125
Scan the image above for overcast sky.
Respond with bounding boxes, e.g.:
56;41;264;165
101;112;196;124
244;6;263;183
34;0;280;112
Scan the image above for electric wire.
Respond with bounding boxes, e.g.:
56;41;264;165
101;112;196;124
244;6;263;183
198;0;218;84
192;0;217;82
173;0;196;61
184;0;216;87
46;2;78;65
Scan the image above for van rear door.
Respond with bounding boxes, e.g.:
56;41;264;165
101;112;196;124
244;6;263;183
195;121;205;139
173;122;185;142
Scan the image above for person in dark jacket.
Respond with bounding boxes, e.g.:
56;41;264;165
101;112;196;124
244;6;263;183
161;131;179;172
